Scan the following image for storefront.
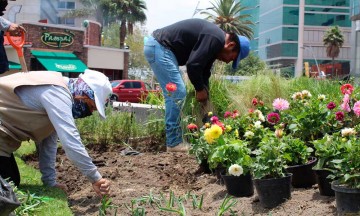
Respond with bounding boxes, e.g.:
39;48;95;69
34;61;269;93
4;20;128;80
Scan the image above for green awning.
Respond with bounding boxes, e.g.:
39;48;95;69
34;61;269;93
31;50;88;73
9;61;21;70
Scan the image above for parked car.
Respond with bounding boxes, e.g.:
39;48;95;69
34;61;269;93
110;80;161;103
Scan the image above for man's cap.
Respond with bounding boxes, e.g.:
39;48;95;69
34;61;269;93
232;35;250;69
79;69;112;119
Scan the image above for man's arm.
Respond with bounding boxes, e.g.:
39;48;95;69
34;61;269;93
0;17;25;35
0;17;11;31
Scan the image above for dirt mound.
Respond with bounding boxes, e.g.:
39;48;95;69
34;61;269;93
24;145;337;215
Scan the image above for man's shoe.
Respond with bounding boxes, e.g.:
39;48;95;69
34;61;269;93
166;143;190;152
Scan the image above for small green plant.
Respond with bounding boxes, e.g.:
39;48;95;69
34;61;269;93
217;194;238;216
282;135;313;166
99;195;118;216
13;187;50;216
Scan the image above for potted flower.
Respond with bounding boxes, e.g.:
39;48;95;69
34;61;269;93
207;139;254;197
252;131;292;208
329;128;360;214
312;133;345;196
281;133;316;188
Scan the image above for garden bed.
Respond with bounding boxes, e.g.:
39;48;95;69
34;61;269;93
23;144;337;215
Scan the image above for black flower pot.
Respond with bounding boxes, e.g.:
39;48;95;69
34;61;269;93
332;181;360;214
314;169;334;196
286;157;317;188
198;160;212;174
253;173;292;208
221;173;254;197
214;166;226;185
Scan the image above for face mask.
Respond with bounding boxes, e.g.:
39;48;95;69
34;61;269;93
72;99;92;119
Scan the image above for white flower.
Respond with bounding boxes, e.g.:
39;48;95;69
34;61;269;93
341;128;356;137
318;94;326;101
254;121;262;129
228;164;243;176
244;131;254;138
291;92;302;100
301;90;312;98
254;110;265;122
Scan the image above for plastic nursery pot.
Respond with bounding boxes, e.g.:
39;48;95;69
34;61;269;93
332;181;360;214
314;169;335;196
221;173;254;197
286;157;317;188
198;160;212;174
253;173;292;209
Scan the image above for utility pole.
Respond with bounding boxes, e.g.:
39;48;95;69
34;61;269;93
295;0;305;77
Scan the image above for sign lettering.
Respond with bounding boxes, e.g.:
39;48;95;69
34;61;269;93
41;32;74;48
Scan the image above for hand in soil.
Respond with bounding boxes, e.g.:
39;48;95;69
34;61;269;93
92;178;111;196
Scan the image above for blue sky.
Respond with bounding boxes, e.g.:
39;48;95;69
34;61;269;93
144;0;213;34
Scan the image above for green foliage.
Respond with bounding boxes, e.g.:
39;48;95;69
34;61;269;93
252;132;288;179
225;52;267;76
282;136;313;166
99;195;118;216
126;28;149;69
328;133;360;189
103;22;120;48
76;107;165;146
201;0;254;39
216;194;238;216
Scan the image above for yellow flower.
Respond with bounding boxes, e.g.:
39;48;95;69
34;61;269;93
234;129;239;138
204;123;211;128
208;112;213;116
225;125;232;132
204;128;215;144
209;124;222;139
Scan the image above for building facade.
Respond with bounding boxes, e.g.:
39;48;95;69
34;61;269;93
242;0;351;77
3;1;128;80
350;0;360;78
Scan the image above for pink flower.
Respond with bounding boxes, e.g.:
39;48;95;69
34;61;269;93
353;101;360;117
210;116;219;123
224;111;232;118
327;102;336;110
267;112;280;125
340;94;351;113
231;110;239;118
272;98;290;111
335;111;345;121
187;123;198;131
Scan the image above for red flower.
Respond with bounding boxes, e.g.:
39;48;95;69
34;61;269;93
248;109;254;113
335;111;345;121
327;102;336;110
340;84;354;95
267;112;280;125
187;123;198;131
259;101;264;106
252;98;258;106
165;82;177;92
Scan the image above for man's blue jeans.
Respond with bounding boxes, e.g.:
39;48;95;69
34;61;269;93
144;36;186;147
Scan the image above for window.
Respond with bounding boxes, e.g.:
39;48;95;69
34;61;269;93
132;82;142;88
123;82;132;88
57;17;75;26
58;1;75;10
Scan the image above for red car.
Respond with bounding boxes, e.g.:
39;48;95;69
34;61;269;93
110;80;160;103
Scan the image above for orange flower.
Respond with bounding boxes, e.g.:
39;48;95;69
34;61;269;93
165;82;177;92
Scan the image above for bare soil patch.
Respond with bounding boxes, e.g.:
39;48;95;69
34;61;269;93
24;144;337;216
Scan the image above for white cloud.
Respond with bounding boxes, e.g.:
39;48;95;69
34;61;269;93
144;0;213;34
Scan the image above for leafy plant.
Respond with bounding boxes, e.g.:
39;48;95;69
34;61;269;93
252;132;288;179
99;195;118;216
282;135;313;166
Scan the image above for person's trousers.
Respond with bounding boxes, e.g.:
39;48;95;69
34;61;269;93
0;153;20;187
144;36;187;147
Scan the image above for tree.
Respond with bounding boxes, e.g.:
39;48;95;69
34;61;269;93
222;52;266;75
200;0;254;39
110;0;147;48
323;25;344;77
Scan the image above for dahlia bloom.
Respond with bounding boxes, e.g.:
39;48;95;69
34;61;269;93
272;98;290;111
340;84;354;95
353;101;360;117
228;164;243;176
267;112;280;125
165;82;177;92
327;102;336;110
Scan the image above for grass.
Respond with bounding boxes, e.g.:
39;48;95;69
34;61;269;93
13;141;73;216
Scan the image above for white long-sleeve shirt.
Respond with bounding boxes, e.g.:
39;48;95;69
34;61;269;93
0;17;11;31
15;85;102;186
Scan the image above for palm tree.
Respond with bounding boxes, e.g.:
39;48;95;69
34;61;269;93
200;0;254;39
323;25;344;77
111;0;147;48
